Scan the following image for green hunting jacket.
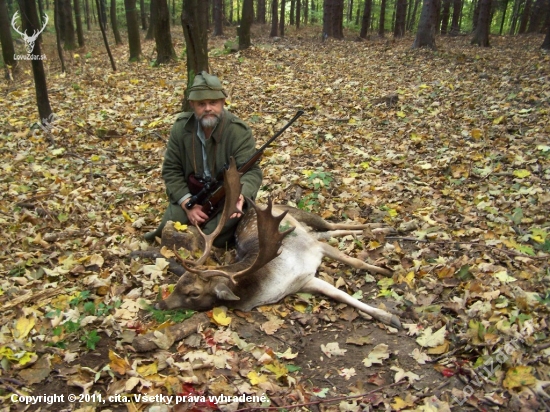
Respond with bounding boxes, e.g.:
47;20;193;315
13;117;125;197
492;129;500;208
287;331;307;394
162;109;262;206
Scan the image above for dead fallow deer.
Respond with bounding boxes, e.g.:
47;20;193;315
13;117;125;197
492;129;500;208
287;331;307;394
154;158;401;328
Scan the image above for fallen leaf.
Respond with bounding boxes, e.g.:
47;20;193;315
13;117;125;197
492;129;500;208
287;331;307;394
136;361;158;377
391;366;420;383
13;316;35;339
108;350;130;375
275;348;298;360
265;361;288;379
261;317;284;335
503;366;537;389
212;307;232;326
410;348;432;364
320;342;347;358
247;371;268;385
339;367;356;380
391;393;416;410
416;326;446;348
151;330;175;350
346;335;373;346
17;355;51;385
362;344;390;367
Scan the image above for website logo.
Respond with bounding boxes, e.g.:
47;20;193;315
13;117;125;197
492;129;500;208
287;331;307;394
11;11;48;60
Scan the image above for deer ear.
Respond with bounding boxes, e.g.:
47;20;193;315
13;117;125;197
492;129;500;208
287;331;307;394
214;284;240;301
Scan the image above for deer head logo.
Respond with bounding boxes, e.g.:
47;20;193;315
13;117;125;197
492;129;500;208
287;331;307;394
11;11;49;54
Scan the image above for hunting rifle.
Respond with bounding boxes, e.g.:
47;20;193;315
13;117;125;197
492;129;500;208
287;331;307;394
185;110;304;219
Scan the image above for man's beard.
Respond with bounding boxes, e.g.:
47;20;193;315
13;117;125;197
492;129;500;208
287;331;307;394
200;113;221;129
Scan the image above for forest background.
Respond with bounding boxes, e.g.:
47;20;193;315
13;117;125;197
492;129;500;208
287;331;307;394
0;0;549;411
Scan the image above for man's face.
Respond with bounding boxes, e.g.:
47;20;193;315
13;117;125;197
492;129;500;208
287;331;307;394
191;99;225;129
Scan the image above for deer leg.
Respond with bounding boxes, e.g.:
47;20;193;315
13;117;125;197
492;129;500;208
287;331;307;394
276;206;385;231
323;222;386;230
312;228;395;240
311;230;364;240
301;278;401;328
319;242;392;276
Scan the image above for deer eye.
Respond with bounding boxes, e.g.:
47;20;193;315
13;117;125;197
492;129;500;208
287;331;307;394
189;291;201;299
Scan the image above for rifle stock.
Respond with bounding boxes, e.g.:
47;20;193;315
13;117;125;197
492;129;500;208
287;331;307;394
188;110;305;218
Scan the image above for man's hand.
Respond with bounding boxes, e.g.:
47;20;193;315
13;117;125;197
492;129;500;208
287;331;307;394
183;204;210;226
183;194;245;226
230;194;245;219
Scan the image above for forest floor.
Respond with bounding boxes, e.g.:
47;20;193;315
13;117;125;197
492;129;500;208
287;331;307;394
1;24;549;412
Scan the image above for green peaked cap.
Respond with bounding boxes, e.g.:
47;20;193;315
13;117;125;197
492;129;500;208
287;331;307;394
188;71;227;101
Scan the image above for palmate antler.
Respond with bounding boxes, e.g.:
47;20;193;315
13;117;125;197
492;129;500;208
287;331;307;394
176;157;295;284
176;157;243;270
189;199;295;284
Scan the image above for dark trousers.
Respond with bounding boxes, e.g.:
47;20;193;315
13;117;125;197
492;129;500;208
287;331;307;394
147;202;240;248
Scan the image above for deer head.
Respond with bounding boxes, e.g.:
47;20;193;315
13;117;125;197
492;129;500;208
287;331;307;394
12;11;49;54
157;157;295;311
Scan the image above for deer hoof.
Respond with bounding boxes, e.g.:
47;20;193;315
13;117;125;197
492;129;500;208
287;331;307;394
390;315;402;329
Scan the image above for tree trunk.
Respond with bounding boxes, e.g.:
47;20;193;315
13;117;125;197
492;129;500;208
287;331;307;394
38;0;47;26
379;0;386;35
146;0;156;39
91;0;97;26
509;0;521;34
17;0;53;122
270;0;278;35
61;0;77;49
296;0;301;27
258;0;266;23
542;17;550;47
471;0;491;45
471;0;480;30
518;0;532;33
279;0;285;35
499;0;508;34
527;0;546;32
323;0;344;38
407;0;420;29
54;0;66;72
412;0;439;48
171;0;175;25
449;0;461;34
125;0;141;60
394;0;407;36
95;0;117;70
140;0;147;29
239;0;253;48
85;0;91;30
154;0;175;64
0;0;16;71
440;0;450;33
335;0;344;37
360;0;372;37
181;0;209;111
73;0;85;46
213;0;223;35
99;0;107;27
58;0;66;39
290;0;295;24
110;0;123;44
